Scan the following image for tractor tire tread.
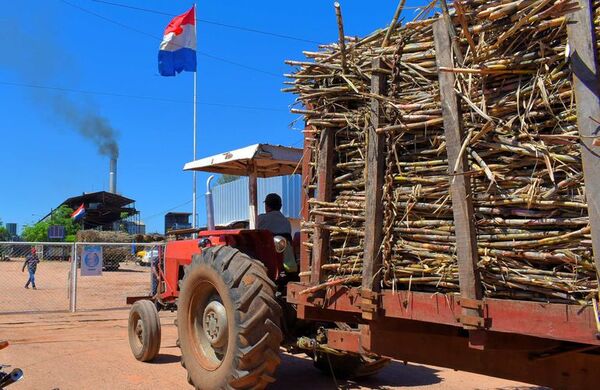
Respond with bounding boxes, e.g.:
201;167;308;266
238;282;264;313
178;245;282;390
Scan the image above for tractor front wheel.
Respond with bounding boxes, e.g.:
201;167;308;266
128;299;161;362
177;246;282;389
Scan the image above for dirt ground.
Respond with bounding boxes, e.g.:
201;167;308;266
0;259;151;313
0;309;542;390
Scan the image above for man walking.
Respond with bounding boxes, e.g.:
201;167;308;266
22;247;39;290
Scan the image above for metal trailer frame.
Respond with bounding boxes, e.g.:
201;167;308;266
288;2;600;388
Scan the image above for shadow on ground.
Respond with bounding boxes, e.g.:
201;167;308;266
105;268;146;273
149;353;180;364
272;354;441;389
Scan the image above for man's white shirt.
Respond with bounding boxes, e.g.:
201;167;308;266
257;210;292;235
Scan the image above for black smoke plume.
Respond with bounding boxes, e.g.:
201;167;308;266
0;17;119;158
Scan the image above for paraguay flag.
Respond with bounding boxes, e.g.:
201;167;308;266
158;6;197;76
71;203;86;220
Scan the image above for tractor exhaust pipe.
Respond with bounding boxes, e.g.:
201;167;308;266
206;175;215;231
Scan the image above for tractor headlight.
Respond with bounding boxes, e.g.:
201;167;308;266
273;236;287;254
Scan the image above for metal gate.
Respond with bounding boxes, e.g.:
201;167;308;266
72;242;164;311
0;242;74;314
0;241;165;314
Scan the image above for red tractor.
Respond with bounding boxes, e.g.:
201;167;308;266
127;144;387;389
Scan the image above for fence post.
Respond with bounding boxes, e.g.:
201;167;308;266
69;243;78;312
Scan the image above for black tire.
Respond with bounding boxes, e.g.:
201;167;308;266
177;246;282;390
128;299;161;362
313;352;389;379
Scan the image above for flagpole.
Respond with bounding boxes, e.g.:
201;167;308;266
192;3;198;231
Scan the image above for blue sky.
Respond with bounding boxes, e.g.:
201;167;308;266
0;0;423;233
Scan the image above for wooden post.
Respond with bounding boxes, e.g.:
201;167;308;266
248;164;258;229
300;123;315;284
361;58;387;320
439;0;464;64
311;128;335;285
334;2;347;73
567;0;600;280
433;18;483;331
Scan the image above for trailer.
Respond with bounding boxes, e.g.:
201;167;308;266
285;2;600;389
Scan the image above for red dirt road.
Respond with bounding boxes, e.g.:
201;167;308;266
0;310;541;390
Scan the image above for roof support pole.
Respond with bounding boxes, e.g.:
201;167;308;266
248;164;258;229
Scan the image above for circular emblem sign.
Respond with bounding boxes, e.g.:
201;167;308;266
84;252;100;268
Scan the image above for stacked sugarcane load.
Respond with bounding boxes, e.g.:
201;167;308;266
286;0;599;304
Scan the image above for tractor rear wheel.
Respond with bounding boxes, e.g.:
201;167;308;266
177;246;282;389
128;299;161;362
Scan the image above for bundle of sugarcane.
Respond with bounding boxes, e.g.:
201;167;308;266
288;6;441;281
463;0;594;303
287;0;598;304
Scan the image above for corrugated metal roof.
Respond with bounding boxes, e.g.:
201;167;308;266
212;176;301;226
184;144;302;178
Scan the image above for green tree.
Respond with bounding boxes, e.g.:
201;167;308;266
216;174;240;185
21;221;49;242
22;205;80;242
0;219;10;241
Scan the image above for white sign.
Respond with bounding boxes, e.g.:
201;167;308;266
81;245;103;276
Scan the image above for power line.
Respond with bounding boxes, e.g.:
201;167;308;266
143;199;193;221
90;0;321;44
0;80;288;112
60;0;281;78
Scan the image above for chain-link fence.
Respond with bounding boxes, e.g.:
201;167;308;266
0;241;165;314
73;242;164;311
0;242;74;314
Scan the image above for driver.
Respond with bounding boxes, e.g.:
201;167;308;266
257;193;291;237
258;193;297;274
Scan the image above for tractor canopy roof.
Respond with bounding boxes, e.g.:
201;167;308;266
183;144;303;178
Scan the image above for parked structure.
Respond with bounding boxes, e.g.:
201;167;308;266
164;212;192;234
41;191;139;231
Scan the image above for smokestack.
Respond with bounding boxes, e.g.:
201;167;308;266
109;158;117;194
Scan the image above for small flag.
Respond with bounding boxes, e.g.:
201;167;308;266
71;203;86;220
158;6;197;76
